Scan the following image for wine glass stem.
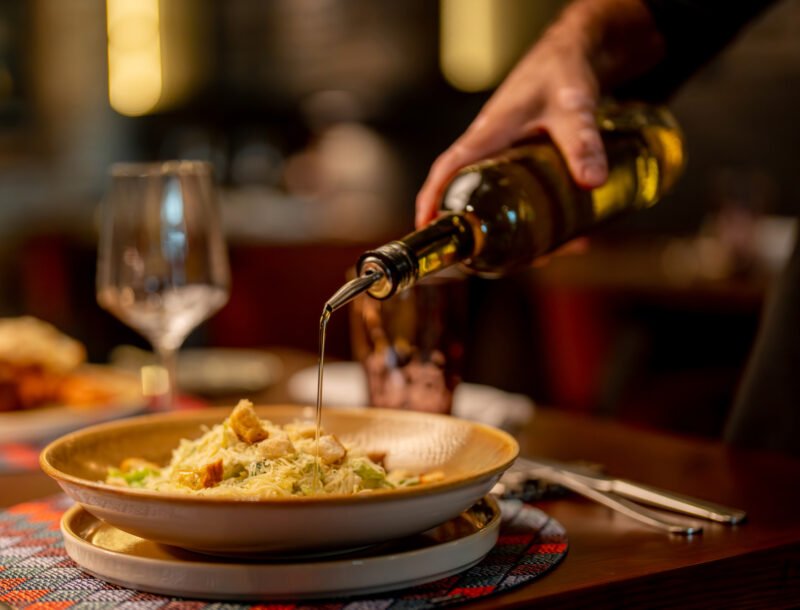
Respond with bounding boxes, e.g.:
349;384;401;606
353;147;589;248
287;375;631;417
156;345;178;410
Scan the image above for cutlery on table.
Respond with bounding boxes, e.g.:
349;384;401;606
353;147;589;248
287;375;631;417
497;456;747;535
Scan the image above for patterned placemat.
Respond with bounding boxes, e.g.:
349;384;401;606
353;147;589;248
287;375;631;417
0;495;568;609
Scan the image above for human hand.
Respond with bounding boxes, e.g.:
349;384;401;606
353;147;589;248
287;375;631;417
416;29;605;228
415;0;665;229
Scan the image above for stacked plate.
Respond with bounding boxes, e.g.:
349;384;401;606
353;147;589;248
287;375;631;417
41;406;519;599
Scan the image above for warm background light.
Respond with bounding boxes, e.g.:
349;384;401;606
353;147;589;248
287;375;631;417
439;0;555;93
106;0;162;117
439;0;499;92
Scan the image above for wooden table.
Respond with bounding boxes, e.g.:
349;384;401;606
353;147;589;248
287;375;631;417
4;350;799;608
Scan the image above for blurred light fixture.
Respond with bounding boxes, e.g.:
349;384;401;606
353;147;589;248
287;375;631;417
106;0;163;116
440;0;561;92
440;0;500;92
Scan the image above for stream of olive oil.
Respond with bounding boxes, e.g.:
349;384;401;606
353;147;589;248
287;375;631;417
313;271;382;494
313;305;332;493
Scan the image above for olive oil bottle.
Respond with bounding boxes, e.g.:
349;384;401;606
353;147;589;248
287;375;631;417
314;102;684;473
324;102;684;311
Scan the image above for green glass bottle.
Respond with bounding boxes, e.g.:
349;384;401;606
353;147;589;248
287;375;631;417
352;102;684;300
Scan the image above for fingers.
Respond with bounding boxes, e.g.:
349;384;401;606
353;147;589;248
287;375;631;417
415;146;469;229
415;118;516;228
415;75;605;228
415;90;606;227
546;88;608;189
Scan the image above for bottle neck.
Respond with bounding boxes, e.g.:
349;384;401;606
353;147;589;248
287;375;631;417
357;213;474;299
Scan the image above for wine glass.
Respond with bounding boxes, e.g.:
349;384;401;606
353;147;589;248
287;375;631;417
97;160;230;409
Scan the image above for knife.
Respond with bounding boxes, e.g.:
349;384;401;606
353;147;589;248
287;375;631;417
510;456;747;524
524;467;702;535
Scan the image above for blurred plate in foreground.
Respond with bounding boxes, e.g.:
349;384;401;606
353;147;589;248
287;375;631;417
111;346;282;397
0;365;146;444
177;348;282;396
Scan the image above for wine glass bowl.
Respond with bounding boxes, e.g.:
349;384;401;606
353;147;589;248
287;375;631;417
97;160;230;407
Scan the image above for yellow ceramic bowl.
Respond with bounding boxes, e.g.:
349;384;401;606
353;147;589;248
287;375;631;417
41;405;518;554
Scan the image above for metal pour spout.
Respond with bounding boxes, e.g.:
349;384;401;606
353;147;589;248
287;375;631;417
323;269;384;316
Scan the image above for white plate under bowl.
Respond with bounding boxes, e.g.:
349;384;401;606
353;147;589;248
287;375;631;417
61;496;501;600
41;405;518;554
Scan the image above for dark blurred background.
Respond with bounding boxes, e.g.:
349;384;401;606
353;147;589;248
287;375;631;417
0;0;798;439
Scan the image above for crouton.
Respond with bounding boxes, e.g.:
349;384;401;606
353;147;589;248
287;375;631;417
258;434;295;459
229;399;268;443
177;458;224;490
201;459;224;487
367;451;386;468
317;434;346;464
